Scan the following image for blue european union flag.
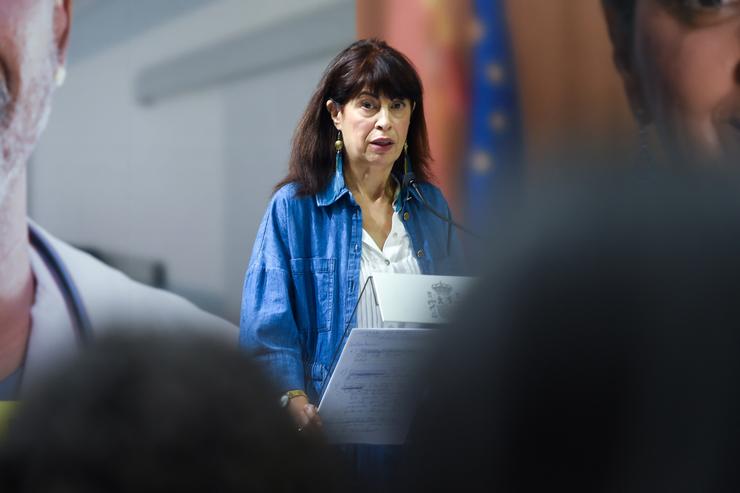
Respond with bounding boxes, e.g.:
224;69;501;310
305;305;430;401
465;0;523;231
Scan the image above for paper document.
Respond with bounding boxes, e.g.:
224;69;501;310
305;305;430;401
318;328;432;445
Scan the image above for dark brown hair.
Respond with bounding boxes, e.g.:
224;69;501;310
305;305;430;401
277;38;432;195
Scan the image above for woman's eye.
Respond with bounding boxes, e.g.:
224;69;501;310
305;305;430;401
360;101;376;110
391;101;406;110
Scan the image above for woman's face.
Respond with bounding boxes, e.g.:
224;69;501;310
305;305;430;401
613;0;740;162
328;90;412;171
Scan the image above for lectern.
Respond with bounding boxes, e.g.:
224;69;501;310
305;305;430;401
318;273;473;444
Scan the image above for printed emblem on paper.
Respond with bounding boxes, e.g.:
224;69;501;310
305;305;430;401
427;281;461;321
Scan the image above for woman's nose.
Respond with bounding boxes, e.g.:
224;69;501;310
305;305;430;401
375;106;392;130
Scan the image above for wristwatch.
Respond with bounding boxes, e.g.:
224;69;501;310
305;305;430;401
279;389;307;408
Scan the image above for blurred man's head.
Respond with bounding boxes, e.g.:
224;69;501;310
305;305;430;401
404;168;740;492
0;0;71;193
603;0;740;164
0;334;344;492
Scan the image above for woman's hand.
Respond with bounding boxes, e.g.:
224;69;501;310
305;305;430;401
287;395;323;432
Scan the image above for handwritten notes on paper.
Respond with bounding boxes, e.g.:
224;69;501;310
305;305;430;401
318;328;432;445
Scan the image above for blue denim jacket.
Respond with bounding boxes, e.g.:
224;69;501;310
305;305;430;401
239;166;466;401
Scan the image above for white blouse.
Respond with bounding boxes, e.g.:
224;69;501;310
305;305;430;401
356;210;421;327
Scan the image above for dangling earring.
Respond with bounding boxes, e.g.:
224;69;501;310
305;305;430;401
54;65;67;87
335;131;343;153
401;142;416;188
403;142;410;175
335;131;344;173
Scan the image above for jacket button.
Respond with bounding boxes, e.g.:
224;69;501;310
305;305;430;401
403;212;410;221
417;249;424;258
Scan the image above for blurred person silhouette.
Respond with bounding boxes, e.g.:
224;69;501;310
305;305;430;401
400;168;740;492
0;1;235;401
0;334;346;493
603;0;740;165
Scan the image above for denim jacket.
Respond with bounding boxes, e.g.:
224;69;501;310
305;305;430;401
239;166;466;401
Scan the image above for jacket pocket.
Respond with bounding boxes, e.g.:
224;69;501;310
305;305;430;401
290;257;335;333
304;361;330;401
310;361;329;384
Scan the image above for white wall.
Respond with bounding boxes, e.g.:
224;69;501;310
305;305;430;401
30;0;355;323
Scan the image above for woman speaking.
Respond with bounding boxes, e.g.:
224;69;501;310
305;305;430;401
239;38;465;482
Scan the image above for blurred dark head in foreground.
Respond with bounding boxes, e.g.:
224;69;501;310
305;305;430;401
405;168;740;492
0;334;343;493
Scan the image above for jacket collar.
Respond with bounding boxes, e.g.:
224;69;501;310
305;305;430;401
315;159;414;212
315;160;350;207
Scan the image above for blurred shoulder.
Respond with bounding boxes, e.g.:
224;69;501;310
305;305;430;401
37;224;236;344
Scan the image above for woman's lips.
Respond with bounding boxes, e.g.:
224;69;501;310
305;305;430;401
369;142;394;153
369;137;394;153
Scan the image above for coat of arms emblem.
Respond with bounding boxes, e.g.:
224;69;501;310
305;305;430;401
427;281;460;321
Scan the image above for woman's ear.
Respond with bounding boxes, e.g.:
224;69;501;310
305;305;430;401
603;2;652;125
326;99;342;130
